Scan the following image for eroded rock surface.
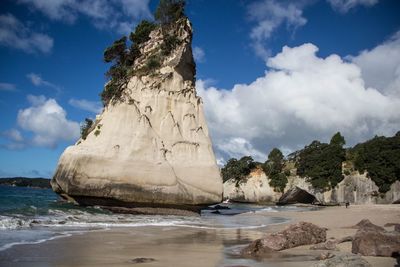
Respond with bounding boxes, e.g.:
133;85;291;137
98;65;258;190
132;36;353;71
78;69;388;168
313;253;371;267
223;168;281;203
241;222;326;257
352;219;400;257
51;18;222;212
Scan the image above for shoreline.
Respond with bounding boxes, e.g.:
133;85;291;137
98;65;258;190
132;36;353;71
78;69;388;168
0;204;398;267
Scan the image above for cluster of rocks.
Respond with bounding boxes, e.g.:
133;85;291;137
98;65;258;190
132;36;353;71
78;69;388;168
240;219;400;266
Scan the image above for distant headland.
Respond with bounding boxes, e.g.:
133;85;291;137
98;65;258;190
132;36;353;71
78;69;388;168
0;177;51;189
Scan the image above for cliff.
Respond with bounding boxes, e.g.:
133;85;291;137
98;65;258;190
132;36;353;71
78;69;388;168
51;18;223;213
223;170;400;205
223;167;281;203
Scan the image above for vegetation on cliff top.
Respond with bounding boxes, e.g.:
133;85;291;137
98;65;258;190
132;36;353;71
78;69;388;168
221;156;257;184
101;0;186;106
349;131;400;193
222;131;400;194
295;132;346;190
262;148;288;192
0;178;51;189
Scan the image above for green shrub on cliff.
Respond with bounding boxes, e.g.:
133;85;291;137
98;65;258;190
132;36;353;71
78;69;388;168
80;118;93;140
349;131;400;193
263;148;287;192
296;132;346;190
221;156;256;183
129;20;157;45
100;0;187;106
155;0;186;26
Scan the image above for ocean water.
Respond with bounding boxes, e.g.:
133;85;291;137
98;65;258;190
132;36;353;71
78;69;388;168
0;185;315;252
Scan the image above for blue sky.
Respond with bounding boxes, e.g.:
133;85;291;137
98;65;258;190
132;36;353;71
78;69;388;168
1;0;400;177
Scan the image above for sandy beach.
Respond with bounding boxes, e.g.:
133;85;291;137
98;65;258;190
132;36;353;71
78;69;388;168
0;204;399;267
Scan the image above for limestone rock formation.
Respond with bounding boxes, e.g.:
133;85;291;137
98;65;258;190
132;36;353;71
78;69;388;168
223;167;400;205
223;167;281;203
51;18;222;212
278;173;400;205
241;222;327;257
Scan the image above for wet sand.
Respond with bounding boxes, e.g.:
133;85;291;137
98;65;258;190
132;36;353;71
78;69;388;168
0;204;399;267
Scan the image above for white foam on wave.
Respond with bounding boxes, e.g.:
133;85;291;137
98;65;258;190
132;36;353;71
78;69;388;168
0;230;86;252
0;215;31;230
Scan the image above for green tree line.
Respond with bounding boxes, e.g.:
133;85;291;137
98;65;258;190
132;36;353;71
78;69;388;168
221;131;400;193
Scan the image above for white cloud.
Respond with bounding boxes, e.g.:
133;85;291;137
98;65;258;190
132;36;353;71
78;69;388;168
69;98;102;114
18;0;152;34
349;30;400;97
247;0;308;60
0;83;17;91
26;73;61;93
198;43;400;162
217;137;266;162
193;46;205;63
0;13;53;54
327;0;379;13
3;129;24;142
17;95;80;148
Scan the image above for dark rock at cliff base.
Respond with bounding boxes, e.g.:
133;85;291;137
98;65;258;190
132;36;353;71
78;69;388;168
277;186;317;205
313;253;371;267
241;221;326;257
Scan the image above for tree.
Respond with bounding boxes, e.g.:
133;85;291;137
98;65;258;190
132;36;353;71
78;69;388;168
263;148;287;192
129;20;157;45
80;118;93;140
296;132;346;190
103;36;127;63
155;0;185;26
350;132;400;193
330;132;346;147
221;156;256;183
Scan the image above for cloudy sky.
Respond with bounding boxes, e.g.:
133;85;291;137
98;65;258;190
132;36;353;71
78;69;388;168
0;0;399;177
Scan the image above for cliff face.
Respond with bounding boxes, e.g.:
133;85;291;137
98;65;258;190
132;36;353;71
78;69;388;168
51;18;223;211
223;170;400;205
223;168;281;203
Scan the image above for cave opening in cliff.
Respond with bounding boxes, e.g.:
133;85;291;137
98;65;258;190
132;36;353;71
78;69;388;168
278;187;317;205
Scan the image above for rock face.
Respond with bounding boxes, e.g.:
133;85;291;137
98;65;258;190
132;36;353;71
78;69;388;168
310;236;353;251
51;18;222;212
223;169;400;205
352;219;400;257
279;173;400;205
278;186;317;205
223;167;281;203
241;222;326;257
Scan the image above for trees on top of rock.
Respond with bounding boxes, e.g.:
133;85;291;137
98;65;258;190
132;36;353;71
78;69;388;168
100;0;186;107
296;132;346;191
263;148;288;192
155;0;186;26
349;131;400;193
221;131;400;194
221;156;257;184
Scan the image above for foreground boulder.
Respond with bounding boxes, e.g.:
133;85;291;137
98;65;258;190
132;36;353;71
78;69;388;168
313;253;371;267
51;18;222;213
241;222;326;257
310;236;353;251
352;219;400;257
